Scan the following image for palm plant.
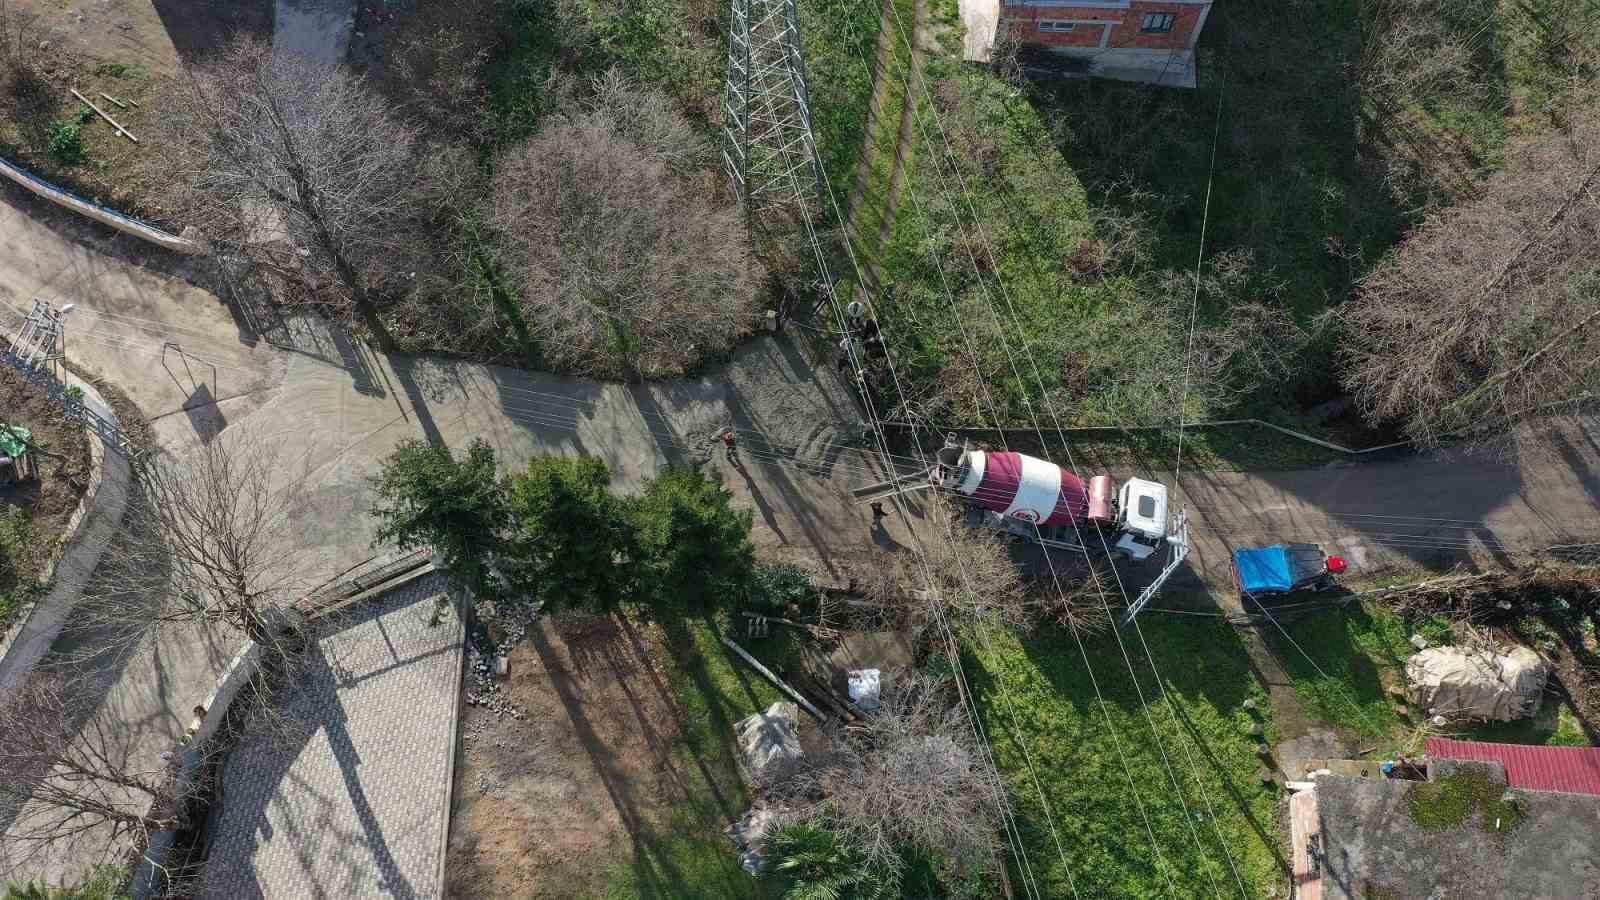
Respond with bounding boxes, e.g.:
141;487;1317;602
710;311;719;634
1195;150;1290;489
765;821;894;900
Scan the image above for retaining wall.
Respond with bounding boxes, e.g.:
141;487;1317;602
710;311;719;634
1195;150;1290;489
0;374;130;702
0;155;198;254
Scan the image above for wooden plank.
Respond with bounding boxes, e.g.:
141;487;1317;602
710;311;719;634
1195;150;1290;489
98;91;128;109
71;89;138;143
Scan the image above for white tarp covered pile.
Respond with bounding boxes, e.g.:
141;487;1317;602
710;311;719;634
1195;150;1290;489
728;806;777;875
1406;645;1548;722
736;701;804;782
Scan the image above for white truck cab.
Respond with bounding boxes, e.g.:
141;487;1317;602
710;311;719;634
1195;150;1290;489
1113;477;1169;561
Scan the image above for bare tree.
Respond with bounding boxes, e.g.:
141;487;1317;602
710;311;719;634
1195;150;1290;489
1339;103;1600;450
75;428;308;665
147;39;426;349
866;520;1111;637
0;674;188;877
1107;250;1307;425
487;70;759;380
1354;0;1496;206
1356;0;1487;118
769;672;1006;882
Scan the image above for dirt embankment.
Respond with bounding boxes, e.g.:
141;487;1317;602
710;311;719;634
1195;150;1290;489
0;363;90;609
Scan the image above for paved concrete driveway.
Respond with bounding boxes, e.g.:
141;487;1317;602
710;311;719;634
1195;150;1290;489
202;574;463;900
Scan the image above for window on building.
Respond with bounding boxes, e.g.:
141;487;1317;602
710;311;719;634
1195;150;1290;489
1037;20;1076;32
1141;12;1176;33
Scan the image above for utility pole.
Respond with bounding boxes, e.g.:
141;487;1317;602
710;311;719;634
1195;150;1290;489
721;0;826;226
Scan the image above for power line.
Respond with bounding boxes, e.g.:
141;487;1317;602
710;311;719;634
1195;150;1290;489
868;2;1252;891
851;9;1232;895
742;27;1051;890
1172;65;1228;484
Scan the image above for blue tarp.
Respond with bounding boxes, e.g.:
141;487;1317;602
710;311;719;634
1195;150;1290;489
1234;543;1331;594
1234;545;1295;593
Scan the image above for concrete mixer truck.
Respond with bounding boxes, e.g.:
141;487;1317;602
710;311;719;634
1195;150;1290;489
931;437;1184;563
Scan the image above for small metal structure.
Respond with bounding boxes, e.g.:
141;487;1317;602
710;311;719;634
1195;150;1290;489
1122;511;1191;623
2;298;136;457
12;298;69;373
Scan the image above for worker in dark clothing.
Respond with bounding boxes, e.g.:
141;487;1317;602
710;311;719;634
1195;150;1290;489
870;500;888;520
721;429;739;465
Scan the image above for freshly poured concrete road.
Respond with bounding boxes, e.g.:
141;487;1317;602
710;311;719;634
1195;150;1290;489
5;158;1600;882
7;177;1600;588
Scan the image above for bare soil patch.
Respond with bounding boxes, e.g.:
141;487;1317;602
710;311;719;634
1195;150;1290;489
0;363;90;619
0;1;270;221
447;613;748;899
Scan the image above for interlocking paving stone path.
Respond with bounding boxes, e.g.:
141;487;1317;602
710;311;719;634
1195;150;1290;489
201;574;463;900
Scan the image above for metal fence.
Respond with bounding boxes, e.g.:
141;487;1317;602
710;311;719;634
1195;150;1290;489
0;345;135;457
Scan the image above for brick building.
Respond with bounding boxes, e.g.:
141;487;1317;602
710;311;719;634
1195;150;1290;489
991;0;1213;87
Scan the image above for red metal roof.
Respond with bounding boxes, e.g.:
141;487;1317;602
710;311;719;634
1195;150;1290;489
1427;737;1600;796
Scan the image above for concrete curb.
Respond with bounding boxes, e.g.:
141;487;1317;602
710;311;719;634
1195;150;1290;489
0;156;198;254
0;374;130;702
131;563;459;898
434;587;468;897
129;638;261;900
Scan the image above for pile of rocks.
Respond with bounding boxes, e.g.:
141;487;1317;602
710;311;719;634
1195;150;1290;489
463;643;525;719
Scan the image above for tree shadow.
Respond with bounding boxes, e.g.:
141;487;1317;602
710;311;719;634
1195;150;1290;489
524;619;755;899
200;576;459;899
1254;603;1399;740
149;0;274;67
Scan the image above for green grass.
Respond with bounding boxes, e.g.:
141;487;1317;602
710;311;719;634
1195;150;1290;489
840;0;918;265
814;0;1600;436
1264;602;1411;742
481;0;568;146
1271;600;1597;750
965;617;1284;898
4;864;128;899
1467;703;1591;747
92;62;146;81
599;617;783;899
0;504;38;631
1404;764;1524;833
799;0;889;205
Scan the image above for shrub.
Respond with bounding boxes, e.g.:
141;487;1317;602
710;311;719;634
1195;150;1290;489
1417;614;1455;646
625;465;753;614
748;561;814;613
764;821;893;900
502;456;632;611
370;439;506;588
46;119;84;165
486;70;758;379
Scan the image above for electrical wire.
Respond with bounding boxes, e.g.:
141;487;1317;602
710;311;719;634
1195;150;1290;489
752;29;1052;891
868;2;1253;891
847;9;1230;893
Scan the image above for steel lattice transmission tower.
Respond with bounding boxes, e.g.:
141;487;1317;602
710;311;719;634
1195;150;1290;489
722;0;825;222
